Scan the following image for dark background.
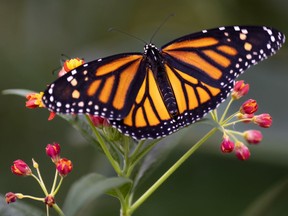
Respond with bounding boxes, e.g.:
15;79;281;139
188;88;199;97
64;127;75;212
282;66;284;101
1;0;288;215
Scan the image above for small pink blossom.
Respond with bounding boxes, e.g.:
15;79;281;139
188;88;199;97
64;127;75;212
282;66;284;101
220;136;235;153
235;142;251;161
253;113;273;128
244;130;263;144
232;80;250;100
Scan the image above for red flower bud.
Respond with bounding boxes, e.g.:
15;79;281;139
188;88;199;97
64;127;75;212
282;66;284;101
46;143;61;163
25;92;45;109
244;130;263;144
240;99;258;114
232;80;249;100
89;115;109;127
45;195;55;207
235;142;250;161
253;113;273;128
58;58;85;77
5;192;17;204
220;136;235;153
56;158;73;177
11;160;32;176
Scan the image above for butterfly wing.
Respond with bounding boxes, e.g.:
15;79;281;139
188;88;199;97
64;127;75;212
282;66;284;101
110;67;177;139
161;26;285;88
42;53;146;120
111;26;285;139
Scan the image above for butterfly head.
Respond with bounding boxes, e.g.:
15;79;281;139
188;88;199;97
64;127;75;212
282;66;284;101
143;43;159;54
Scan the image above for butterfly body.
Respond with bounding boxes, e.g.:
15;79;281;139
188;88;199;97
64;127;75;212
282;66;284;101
144;44;178;116
42;26;285;140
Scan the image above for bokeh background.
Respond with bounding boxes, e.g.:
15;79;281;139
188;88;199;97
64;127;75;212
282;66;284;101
1;0;288;215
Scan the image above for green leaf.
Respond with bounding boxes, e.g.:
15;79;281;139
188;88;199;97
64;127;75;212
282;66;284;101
62;173;131;216
2;89;34;97
106;179;132;199
241;178;288;216
0;195;45;216
132;132;183;189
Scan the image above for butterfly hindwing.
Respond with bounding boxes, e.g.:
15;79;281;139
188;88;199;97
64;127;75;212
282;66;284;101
110;64;234;139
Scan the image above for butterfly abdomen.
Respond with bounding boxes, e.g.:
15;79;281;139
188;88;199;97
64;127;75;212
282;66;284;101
145;44;178;116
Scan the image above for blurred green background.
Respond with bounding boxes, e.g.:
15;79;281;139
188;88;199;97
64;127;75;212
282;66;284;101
1;0;288;215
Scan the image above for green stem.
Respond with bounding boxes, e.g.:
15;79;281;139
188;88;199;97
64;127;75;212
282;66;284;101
130;140;146;159
53;176;63;196
53;203;65;216
127;139;161;177
117;189;130;216
220;98;234;123
220;111;239;125
222;118;252;127
46;205;49;216
85;115;122;174
20;194;44;201
50;169;58;194
31;174;49;196
122;136;131;176
211;109;218;122
129;127;217;214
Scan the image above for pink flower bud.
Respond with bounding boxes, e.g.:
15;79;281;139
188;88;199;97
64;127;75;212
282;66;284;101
235;142;250;160
240;99;258;114
46;143;61;163
56;158;73;177
244;130;263;144
253;113;272;128
232;80;250;100
89;115;109;127
220;136;235;153
11;160;32;176
5;192;17;204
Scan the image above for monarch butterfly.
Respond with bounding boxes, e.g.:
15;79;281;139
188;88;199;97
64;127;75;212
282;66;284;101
42;26;285;140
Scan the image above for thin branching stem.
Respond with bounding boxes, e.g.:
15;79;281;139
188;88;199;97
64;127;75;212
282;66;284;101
129;127;217;215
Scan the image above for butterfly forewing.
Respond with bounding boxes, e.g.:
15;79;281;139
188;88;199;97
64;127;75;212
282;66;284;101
161;26;285;87
43;53;146;120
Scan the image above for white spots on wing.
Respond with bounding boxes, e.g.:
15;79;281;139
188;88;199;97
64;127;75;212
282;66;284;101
72;90;80;99
234;26;240;31
67;76;73;82
239;33;247;40
71;78;78;86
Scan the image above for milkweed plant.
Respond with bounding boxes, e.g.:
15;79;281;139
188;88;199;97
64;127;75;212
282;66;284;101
3;58;274;216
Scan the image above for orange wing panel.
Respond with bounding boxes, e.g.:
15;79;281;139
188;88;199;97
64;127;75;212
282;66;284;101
203;50;231;67
165;65;187;114
164;37;218;50
166;50;222;80
96;55;142;76
112;59;142;110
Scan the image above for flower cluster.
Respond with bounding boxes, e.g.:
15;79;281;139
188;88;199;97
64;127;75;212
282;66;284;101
5;142;72;214
216;80;272;160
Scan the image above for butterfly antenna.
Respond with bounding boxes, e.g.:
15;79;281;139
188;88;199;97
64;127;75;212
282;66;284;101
108;27;147;45
149;13;175;43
